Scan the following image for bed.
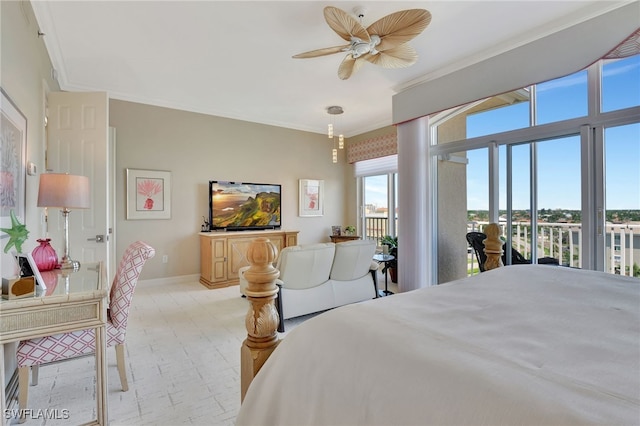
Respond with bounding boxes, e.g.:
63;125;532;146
237;262;639;425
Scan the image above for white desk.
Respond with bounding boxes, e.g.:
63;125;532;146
0;263;107;425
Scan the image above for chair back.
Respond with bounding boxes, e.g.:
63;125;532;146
109;241;155;331
330;240;377;281
466;232;488;272
467;231;546;272
277;243;335;290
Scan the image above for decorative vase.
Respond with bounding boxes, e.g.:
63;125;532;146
32;238;58;271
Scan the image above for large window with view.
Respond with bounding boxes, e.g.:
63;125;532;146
431;54;639;283
356;155;398;243
363;175;390;241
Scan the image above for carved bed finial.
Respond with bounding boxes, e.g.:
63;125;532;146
483;223;504;271
240;237;280;402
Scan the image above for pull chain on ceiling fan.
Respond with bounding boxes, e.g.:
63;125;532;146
293;6;432;80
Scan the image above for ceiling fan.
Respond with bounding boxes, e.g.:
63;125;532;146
293;6;432;80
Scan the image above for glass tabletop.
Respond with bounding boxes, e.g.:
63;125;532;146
373;254;395;262
1;262;102;301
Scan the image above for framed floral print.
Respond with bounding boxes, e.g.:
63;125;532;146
299;179;324;217
126;169;171;219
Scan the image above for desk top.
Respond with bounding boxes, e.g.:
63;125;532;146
1;262;105;310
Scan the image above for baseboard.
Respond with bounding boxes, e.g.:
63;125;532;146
138;274;201;286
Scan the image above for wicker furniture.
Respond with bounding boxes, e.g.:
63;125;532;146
0;263;107;425
3;241;154;425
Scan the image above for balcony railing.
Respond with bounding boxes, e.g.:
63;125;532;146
364;216;396;242
468;222;639;277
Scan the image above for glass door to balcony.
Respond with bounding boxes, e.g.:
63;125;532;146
534;136;582;266
363;174;389;242
604;124;640;277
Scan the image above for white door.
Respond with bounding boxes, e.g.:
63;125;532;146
47;92;111;281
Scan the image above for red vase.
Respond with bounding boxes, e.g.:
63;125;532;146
32;238;58;271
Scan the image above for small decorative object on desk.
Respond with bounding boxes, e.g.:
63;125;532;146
1;210;29;254
331;226;341;236
344;225;356;236
32;238;58;271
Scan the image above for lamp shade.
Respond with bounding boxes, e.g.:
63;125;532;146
37;173;90;209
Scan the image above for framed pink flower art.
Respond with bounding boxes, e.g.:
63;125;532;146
126;169;171;219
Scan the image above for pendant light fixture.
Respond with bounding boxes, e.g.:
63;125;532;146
327;105;344;163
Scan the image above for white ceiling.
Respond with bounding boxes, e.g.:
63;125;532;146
31;1;626;137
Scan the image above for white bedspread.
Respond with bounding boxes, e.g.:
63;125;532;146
236;265;640;425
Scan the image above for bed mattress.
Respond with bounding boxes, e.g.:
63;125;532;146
237;265;640;425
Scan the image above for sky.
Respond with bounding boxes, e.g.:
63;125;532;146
365;55;640;212
465;55;639;211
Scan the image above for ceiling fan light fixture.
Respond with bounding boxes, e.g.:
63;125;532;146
292;7;431;80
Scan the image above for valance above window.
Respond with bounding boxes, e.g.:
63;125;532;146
603;28;640;59
392;3;639;124
347;133;397;164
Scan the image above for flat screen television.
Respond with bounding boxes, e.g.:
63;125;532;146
208;181;281;231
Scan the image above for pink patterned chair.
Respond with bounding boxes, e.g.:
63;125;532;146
16;241;155;419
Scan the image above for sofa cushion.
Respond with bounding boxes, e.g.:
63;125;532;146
277;243;336;290
330;240;377;281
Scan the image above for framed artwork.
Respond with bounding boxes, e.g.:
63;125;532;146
14;253;46;290
0;88;27;223
299;179;324;217
126;169;171;220
331;226;341;236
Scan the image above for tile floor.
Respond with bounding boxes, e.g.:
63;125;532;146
8;272;397;425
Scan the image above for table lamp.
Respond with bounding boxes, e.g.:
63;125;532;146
37;173;90;270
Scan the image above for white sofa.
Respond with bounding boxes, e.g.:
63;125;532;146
240;240;379;321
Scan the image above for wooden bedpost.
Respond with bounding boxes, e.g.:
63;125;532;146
240;237;280;402
483;223;504;271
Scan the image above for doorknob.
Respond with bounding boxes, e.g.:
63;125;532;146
88;235;105;243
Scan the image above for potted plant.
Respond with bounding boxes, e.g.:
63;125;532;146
379;235;398;283
344;225;356;236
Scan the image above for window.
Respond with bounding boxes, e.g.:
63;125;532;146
465;90;530;138
355;155;398;241
536;70;588;124
432;55;640;282
363;174;389;241
602;55;640;112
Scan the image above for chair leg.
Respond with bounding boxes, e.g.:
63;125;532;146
18;366;29;423
115;343;129;391
31;365;39;385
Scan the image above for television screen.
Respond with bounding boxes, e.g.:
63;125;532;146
209;181;281;230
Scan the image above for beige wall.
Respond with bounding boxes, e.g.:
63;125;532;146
1;0;356;283
1;0;60;388
1;0;59;277
110;100;353;280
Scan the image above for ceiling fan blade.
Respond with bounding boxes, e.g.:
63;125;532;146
292;44;350;59
324;6;370;42
364;44;418;69
368;9;431;51
337;55;365;80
